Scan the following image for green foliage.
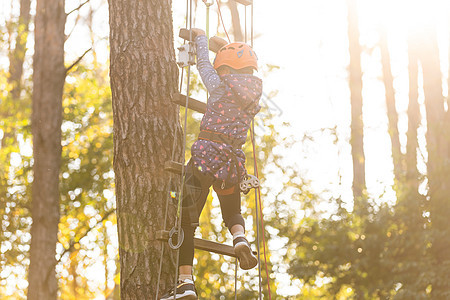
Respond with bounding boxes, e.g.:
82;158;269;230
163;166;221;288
0;60;32;300
283;159;444;299
57;62;116;298
0;46;117;297
2;2;448;297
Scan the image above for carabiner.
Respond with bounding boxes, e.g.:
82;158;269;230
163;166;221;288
168;226;185;250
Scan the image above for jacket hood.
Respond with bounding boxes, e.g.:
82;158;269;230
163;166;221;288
221;74;262;106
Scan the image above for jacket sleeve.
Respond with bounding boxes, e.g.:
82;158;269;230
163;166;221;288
195;35;222;93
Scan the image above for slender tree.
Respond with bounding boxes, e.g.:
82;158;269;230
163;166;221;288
2;0;31;156
28;0;66;299
379;26;402;184
447;24;450;148
346;0;366;208
389;30;428;298
8;0;31;100
1;0;32;267
108;0;181;297
417;24;450;298
405;33;421;192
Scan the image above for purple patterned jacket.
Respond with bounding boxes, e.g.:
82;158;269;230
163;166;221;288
190;35;262;185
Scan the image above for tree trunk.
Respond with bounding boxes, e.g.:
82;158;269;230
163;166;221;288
108;0;181;298
447;26;450;157
8;0;31;100
405;33;420;192
346;0;366;207
393;31;427;296
2;0;31;149
379;26;402;184
417;24;450;298
27;0;66;299
228;0;244;42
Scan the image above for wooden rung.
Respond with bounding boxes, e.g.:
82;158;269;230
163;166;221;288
174;93;206;114
179;28;194;42
194;237;236;257
234;0;252;5
209;36;228;53
164;161;183;174
157;230;237;257
179;29;228;54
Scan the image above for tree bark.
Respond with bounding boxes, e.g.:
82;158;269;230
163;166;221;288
8;0;31;100
346;0;366;207
108;0;181;298
417;24;450;298
27;0;66;299
379;26;402;184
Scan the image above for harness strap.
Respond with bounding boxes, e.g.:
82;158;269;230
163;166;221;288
198;130;243;148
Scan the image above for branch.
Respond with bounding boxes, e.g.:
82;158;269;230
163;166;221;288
65;12;81;42
66;0;91;16
65;47;92;74
44;208;116;286
56;209;115;265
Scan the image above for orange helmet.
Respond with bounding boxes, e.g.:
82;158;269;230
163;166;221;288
213;42;258;71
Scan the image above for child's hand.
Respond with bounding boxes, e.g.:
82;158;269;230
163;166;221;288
191;28;205;39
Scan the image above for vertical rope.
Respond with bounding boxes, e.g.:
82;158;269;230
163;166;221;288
155;0;190;297
205;1;211;101
250;0;254;48
249;2;264;298
244;5;247;44
216;0;231;43
172;0;193;298
206;3;211;44
251;123;272;300
235;258;238;300
252;121;263;299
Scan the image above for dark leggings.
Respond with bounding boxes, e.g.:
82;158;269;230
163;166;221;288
179;160;245;266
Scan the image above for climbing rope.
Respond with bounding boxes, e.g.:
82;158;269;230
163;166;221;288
244;5;247;43
156;1;272;299
251;122;272;299
170;0;194;298
216;0;231;43
247;2;271;298
155;0;193;298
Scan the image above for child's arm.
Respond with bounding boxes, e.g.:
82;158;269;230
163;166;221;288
194;34;222;94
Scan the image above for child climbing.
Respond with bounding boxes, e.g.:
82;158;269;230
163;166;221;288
160;28;262;300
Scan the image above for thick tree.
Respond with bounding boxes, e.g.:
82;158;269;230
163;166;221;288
27;0;66;299
108;0;181;297
417;24;450;298
346;0;366;208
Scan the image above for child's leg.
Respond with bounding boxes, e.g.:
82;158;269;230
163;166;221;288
214;184;257;270
178;160;213;277
213;184;245;232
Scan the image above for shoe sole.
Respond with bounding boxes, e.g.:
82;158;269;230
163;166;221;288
235;242;258;270
160;290;197;300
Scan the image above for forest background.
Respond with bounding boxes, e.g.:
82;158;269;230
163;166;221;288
1;0;449;299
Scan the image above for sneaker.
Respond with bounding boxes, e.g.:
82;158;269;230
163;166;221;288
160;279;197;300
233;236;258;270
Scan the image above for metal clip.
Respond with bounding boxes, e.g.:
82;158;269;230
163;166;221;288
240;174;260;194
177;42;196;68
168;226;184;249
